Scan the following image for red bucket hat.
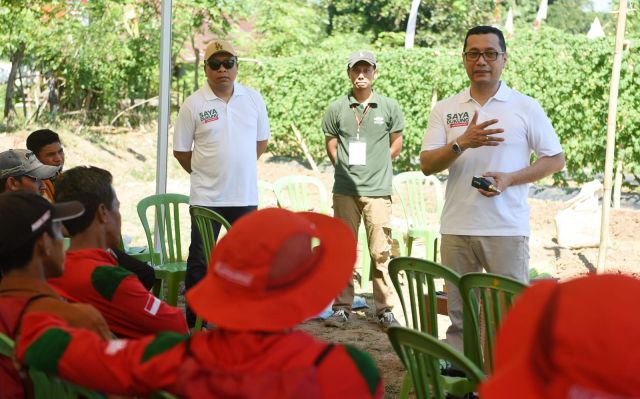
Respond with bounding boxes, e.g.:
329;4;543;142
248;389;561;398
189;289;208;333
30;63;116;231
480;274;640;399
186;208;356;332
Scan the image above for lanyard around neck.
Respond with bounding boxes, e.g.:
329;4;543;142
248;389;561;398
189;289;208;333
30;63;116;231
351;104;371;136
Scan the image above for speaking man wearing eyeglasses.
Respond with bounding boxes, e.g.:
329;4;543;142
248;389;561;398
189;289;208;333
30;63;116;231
173;39;270;327
420;26;565;355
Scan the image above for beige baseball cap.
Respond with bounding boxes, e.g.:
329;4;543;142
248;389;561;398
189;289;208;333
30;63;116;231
204;39;237;61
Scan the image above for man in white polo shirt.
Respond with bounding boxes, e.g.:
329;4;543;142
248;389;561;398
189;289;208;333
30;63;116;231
173;39;270;327
420;26;565;353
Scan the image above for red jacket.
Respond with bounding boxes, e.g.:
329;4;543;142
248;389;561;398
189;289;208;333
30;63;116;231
48;248;187;338
17;312;384;399
0;277;110;399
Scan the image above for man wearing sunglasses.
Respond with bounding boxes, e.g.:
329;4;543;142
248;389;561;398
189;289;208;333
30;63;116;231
420;26;565;357
0;149;59;195
173;39;270;327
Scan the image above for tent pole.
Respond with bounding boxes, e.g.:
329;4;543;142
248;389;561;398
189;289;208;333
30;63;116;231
154;0;172;254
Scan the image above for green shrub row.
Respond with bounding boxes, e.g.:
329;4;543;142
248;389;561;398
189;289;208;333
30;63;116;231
242;28;640;183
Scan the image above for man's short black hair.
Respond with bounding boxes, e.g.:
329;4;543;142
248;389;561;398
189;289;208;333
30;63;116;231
55;166;114;236
463;26;506;52
26;129;62;155
0;228;44;274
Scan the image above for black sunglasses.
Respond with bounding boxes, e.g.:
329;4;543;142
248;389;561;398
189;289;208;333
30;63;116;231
206;57;237;70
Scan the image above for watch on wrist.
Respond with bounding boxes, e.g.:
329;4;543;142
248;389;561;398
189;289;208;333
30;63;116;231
452;141;463;154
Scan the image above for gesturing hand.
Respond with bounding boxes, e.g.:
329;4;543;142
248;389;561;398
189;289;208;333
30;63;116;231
458;112;504;150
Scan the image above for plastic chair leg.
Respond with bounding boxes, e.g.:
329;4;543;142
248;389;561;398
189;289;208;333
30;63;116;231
424;231;439;262
152;279;163;299
165;273;181;306
399;371;412;399
406;235;415;257
193;317;203;333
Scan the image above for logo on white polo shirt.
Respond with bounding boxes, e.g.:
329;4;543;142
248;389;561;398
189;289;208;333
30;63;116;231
446;112;470;128
199;108;219;124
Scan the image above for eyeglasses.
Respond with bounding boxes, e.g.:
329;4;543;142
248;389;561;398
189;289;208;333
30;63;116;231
206;57;237;70
463;51;505;61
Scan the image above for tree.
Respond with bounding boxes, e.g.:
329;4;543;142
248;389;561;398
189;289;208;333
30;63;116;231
0;2;42;123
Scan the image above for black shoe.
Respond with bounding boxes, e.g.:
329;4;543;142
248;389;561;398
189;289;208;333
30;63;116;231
439;359;467;378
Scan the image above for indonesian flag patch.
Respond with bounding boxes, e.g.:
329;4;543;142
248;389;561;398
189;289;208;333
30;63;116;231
144;295;161;316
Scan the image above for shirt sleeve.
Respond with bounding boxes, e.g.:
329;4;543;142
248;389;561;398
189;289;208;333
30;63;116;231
421;103;447;152
317;344;383;399
16;312;187;396
526;99;563;157
173;101;195;152
255;92;271;141
109;274;188;337
322;103;340;138
388;99;405;134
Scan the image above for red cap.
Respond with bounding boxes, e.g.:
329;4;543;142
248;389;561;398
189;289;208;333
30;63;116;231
480;274;640;399
186;208;356;332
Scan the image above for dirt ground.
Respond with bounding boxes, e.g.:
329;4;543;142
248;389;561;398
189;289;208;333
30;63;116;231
2;126;639;397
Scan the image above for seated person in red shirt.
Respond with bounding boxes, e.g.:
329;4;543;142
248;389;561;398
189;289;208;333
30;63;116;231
15;208;384;398
0;192;111;399
481;273;640;399
49;166;187;338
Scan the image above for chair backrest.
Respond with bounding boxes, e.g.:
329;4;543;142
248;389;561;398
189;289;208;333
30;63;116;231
393;172;444;230
273;175;330;214
389;257;461;336
189;206;231;263
388;326;484;399
258;180;278;209
458;272;528;372
137;193;190;264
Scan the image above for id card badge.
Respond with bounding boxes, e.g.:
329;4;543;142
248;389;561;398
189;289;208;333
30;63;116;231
348;137;367;165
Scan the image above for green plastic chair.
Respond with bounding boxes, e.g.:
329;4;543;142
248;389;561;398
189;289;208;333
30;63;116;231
393;172;444;262
137;193;190;306
273;175;331;214
189;206;231;332
389;257;477;398
258;180;278;209
459;272;528;372
388;326;485;399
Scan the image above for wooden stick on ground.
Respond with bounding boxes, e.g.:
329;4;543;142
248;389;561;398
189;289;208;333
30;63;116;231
291;123;320;174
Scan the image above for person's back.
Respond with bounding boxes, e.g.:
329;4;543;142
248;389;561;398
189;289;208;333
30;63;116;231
15;208;384;398
174;330;380;398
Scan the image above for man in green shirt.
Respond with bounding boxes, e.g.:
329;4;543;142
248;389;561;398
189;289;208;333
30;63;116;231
322;50;404;330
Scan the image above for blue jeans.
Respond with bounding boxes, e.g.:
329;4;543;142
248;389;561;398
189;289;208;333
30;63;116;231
185;205;257;326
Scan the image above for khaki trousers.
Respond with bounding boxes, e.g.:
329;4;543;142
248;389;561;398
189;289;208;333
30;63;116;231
332;194;394;316
441;234;529;352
